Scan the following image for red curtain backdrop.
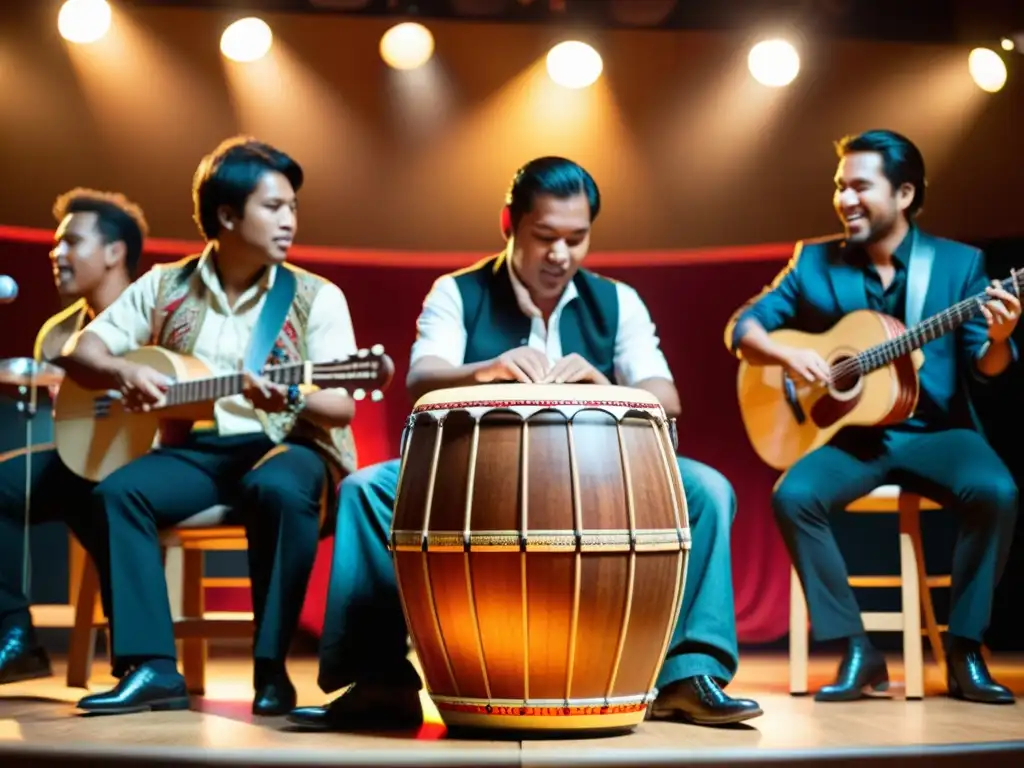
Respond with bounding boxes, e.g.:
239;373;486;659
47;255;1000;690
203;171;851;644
0;227;795;645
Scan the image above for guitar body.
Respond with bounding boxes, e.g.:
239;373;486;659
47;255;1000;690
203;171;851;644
737;310;922;470
54;347;214;483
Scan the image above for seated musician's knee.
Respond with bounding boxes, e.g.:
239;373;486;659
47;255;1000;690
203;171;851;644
965;474;1018;523
770;475;820;525
338;460;400;512
679;458;737;528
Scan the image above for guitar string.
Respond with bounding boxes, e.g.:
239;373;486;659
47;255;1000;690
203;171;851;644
825;271;1019;385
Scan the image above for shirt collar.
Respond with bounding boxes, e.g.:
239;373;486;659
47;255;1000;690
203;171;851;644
196;242;276;307
505;247;578;320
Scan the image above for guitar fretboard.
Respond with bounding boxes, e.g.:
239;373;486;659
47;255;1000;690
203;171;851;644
163;363;306;406
160;356;386;406
852;272;1019;376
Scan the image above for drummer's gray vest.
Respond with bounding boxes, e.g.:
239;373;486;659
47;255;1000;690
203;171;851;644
453;253;619;382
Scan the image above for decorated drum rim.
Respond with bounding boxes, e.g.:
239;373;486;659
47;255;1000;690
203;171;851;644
410;397;665;415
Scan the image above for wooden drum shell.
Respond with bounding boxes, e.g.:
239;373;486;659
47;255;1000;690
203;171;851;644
390;384;691;734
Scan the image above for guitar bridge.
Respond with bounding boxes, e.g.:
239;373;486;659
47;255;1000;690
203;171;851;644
782;373;806;425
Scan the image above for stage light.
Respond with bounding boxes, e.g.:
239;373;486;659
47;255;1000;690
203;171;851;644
747;39;800;87
968;48;1007;93
57;0;111;45
380;22;434;70
1000;37;1014;52
220;18;273;63
546;41;603;89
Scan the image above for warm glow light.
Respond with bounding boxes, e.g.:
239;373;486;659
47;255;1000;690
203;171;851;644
58;0;111;44
545;41;603;89
1000;37;1014;52
747;39;800;87
968;48;1007;92
220;18;273;63
380;22;435;70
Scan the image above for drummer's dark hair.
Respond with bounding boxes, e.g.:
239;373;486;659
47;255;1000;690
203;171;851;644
505;156;600;232
53;188;148;279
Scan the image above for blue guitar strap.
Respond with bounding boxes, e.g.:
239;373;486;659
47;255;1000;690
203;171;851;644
243;266;297;373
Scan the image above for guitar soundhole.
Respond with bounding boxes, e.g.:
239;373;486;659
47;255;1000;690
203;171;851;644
830;355;860;393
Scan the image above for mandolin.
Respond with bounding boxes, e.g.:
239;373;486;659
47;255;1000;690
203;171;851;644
53;344;393;481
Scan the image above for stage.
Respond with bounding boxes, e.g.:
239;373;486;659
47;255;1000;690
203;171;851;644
0;653;1021;766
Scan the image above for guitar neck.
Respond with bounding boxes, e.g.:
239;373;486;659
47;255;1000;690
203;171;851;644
856;272;1018;375
164;363;304;407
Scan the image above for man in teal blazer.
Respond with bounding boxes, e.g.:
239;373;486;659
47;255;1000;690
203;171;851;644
727;129;1018;706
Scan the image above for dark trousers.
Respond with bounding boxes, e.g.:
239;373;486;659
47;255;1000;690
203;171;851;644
89;432;327;673
773;427;1018;644
316;454;741;696
0;445;98;631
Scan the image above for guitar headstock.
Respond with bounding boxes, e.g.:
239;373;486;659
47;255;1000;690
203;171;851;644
311;344;395;401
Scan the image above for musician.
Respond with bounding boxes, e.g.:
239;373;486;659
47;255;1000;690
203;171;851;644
0;188;146;685
727;129;1018;704
288;156;763;731
59;137;360;715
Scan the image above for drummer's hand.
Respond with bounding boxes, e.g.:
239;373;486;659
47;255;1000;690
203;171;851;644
542;354;610;385
478;347;551;383
114;361;171;412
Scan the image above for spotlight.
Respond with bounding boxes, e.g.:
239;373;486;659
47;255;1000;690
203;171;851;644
220;18;273;63
546;41;603;89
58;0;111;45
968;48;1007;93
748;39;800;87
380;22;434;70
999;37;1014;52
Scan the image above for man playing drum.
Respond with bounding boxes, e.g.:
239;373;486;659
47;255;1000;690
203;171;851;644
288;156;763;731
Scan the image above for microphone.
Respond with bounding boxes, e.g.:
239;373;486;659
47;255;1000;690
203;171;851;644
0;275;18;304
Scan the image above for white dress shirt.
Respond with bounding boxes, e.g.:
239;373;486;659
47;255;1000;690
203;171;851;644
84;250;357;436
409;257;673;386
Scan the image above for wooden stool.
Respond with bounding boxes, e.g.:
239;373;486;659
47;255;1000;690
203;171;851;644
788;485;945;700
67;505;253;694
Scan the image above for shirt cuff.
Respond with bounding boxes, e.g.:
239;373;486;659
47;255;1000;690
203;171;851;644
972;338;1019;381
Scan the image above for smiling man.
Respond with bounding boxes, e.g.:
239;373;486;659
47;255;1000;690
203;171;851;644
727;129;1019;705
288;155;762;732
60;136;360;716
0;189;146;687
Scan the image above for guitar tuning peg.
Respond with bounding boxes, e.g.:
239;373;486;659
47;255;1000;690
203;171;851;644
353;388;366;400
371;343;384;355
371;389;383;402
357;348;368;358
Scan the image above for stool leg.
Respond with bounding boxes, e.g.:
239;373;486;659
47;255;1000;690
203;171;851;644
898;497;924;700
181;549;206;696
902;499;946;677
66;556;101;689
789;566;809;695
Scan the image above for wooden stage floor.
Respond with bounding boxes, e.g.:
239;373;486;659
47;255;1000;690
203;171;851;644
1;652;1022;766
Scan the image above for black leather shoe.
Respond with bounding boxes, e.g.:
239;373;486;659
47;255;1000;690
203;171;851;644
815;640;888;701
948;648;1015;704
253;676;297;716
648;675;762;726
77;665;190;715
0;626;52;685
287;683;424;731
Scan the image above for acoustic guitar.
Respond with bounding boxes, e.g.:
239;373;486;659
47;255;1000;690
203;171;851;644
53;344;394;482
736;270;1021;470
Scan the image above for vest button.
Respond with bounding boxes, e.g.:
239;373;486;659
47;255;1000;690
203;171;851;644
520;338;527;345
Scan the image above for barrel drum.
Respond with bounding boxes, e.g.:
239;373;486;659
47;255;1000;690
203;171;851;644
390;383;690;735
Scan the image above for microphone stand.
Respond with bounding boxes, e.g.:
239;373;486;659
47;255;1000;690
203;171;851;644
19;369;41;602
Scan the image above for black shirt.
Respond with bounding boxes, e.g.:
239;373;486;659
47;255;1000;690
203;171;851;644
850;228;939;430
